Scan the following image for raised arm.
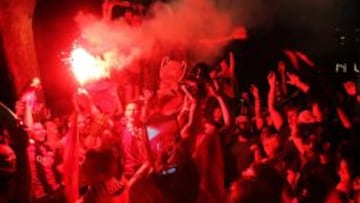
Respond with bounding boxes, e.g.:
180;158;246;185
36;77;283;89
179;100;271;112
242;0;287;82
335;107;352;129
286;72;310;93
22;92;36;128
140;89;154;122
179;85;198;141
278;61;288;96
267;71;284;130
208;82;231;128
180;97;197;141
250;84;264;130
177;94;192;128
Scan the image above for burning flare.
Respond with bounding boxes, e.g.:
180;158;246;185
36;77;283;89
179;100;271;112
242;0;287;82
70;47;109;85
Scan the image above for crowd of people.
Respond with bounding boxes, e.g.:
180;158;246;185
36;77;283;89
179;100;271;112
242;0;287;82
1;46;360;203
1;1;360;203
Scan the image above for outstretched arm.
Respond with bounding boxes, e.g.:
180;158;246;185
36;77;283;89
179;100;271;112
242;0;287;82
22;91;36;128
336;107;352;129
250;84;264;130
179;85;198;141
278;61;288;96
287;72;310;93
208;82;231;128
140;89;153;122
267;71;284;130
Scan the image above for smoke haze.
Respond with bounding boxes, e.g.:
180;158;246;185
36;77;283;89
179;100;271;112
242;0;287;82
74;0;355;70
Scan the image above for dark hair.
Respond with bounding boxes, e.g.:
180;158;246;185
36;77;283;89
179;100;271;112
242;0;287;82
284;153;301;172
229;179;268;203
84;148;116;176
189;63;211;82
298;123;321;140
253;163;285;200
260;134;280;150
181;76;207;99
229;175;281;203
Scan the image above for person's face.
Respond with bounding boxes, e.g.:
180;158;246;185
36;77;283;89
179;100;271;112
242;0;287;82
260;127;271;138
77;115;87;129
303;134;318;159
0;144;16;173
262;136;280;158
125;103;140;122
31;122;46;142
236;115;250;131
45;121;58;137
338;159;351;183
213;107;222;122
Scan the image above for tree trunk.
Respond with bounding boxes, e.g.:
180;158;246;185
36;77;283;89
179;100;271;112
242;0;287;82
0;1;37;202
0;0;39;97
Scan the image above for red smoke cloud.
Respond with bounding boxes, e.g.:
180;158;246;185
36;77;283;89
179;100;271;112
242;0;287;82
73;0;237;74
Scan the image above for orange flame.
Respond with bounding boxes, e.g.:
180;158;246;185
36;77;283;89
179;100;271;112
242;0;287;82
70;47;109;85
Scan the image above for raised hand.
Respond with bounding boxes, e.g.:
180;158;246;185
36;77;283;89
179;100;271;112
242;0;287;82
267;71;277;87
218;51;234;78
277;61;286;74
286;72;301;86
73;88;92;113
343;80;357;96
250;84;260;99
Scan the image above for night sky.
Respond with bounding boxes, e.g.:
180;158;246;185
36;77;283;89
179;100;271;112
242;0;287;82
1;0;359;114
